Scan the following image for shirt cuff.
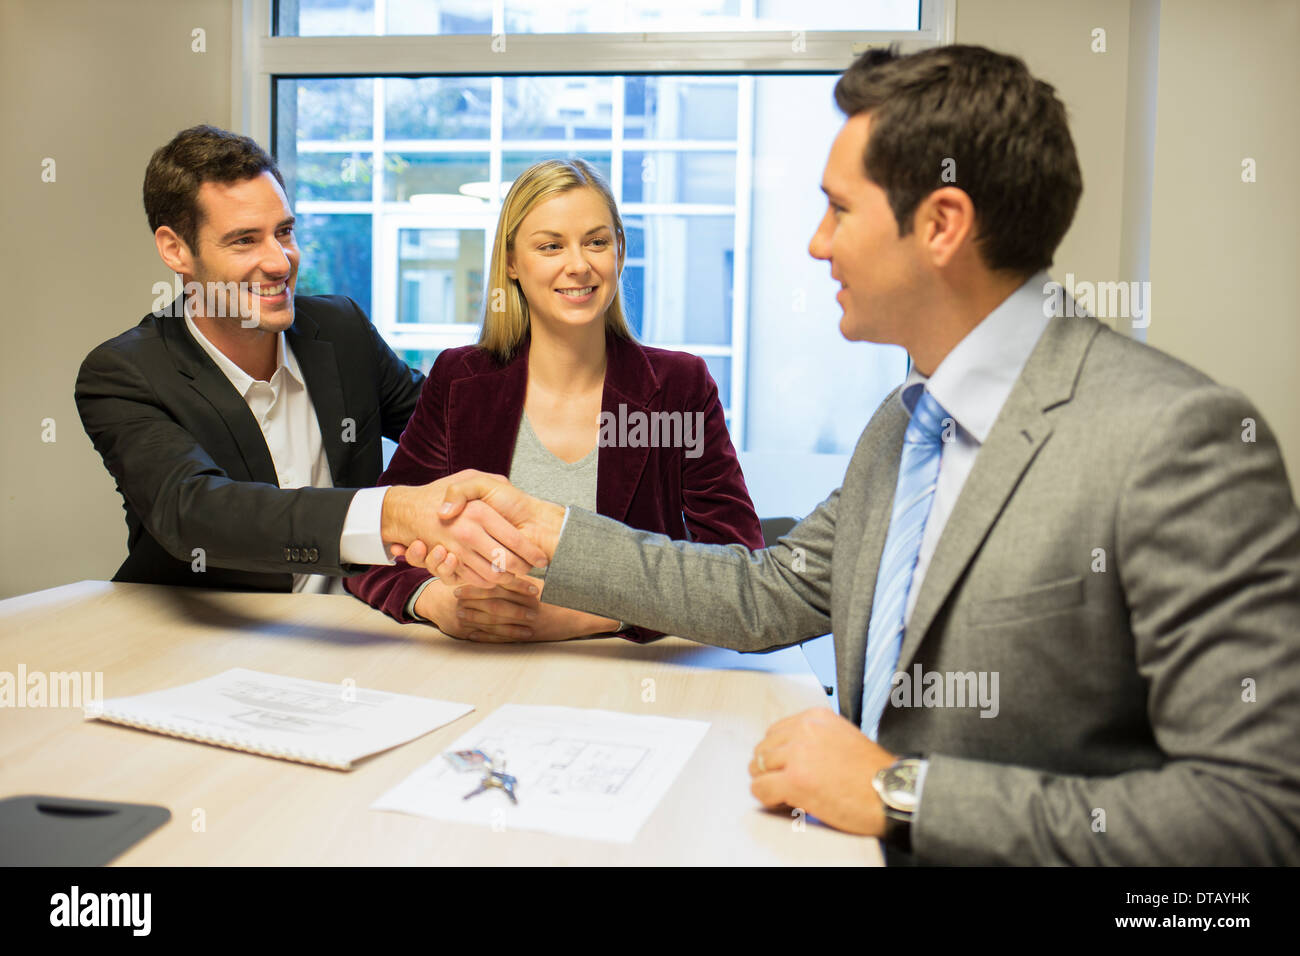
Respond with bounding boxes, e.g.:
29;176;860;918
405;576;437;622
339;486;394;566
912;759;931;826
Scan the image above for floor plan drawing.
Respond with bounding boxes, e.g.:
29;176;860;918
372;704;710;843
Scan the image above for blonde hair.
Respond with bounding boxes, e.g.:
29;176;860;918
478;158;633;362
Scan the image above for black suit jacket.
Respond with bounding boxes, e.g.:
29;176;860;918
75;295;424;590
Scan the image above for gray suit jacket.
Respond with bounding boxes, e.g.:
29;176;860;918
542;314;1300;864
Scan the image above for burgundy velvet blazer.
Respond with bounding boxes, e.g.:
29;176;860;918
346;332;765;642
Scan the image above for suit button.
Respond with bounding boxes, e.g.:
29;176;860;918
308;548;319;562
291;548;301;562
284;547;292;561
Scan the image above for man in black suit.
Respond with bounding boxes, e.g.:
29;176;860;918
76;125;545;592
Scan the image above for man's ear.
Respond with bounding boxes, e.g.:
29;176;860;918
916;187;976;270
154;226;194;275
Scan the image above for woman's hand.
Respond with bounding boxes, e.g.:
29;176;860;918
412;577;476;638
450;577;623;643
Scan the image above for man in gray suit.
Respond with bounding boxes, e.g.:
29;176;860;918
410;45;1300;865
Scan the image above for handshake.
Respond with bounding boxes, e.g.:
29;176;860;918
379;470;566;586
377;471;619;642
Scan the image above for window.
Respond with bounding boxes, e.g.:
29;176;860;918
243;0;949;502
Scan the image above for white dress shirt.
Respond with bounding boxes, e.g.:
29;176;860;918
898;270;1053;624
184;315;391;593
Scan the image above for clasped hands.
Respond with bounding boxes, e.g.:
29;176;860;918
380;470;618;641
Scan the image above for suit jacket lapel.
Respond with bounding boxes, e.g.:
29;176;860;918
894;315;1102;675
448;349;527;478
840;393;908;725
159;301;279;484
286;313;349;485
597;335;659;523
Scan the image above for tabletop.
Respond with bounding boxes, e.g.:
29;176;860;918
0;580;881;865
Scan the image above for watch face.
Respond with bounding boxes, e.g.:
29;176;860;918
877;761;922;813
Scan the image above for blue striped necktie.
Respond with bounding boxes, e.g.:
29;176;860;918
860;388;950;740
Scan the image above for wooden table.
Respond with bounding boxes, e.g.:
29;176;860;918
0;581;882;866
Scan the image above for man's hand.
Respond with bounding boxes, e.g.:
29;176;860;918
381;470;550;588
748;708;896;836
391;475;566;580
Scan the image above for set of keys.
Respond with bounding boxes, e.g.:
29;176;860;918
444;748;518;804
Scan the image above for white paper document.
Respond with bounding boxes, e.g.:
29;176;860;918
89;668;474;770
371;704;711;843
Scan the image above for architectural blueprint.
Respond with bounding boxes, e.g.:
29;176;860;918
371;704;711;842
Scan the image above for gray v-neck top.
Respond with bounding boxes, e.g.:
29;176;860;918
507;411;598;511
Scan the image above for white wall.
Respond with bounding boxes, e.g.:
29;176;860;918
0;0;234;598
1145;0;1299;483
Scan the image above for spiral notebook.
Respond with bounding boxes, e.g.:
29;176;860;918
87;668;473;770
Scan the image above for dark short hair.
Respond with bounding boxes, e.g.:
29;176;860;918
833;44;1082;277
143;124;285;253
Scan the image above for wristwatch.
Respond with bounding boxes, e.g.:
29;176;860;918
872;754;928;853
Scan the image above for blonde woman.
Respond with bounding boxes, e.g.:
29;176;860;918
347;158;763;641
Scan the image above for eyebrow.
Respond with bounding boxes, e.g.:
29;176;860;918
219;216;296;244
820;185;848;205
529;225;612;239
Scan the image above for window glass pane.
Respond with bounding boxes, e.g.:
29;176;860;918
621;263;645;337
624;152;736;205
283;0;375;36
294;213;373;316
504;0;730;33
277;0;922;35
387;0;491;35
396;229;485;325
702;356;731;407
745;74;909;455
626;214;732;347
289;150;373;202
503;77;615;140
624;78;738;140
384;153;490;202
401;348;444;375
385;77;492;140
502;151;612;185
286;78;373;141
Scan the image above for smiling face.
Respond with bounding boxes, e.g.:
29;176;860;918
808;112;927;348
506;186;621;336
187;171;300;331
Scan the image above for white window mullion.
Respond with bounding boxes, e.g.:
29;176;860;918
611;75;626;211
489;75;504;295
372;75;388;329
731;75;755;450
